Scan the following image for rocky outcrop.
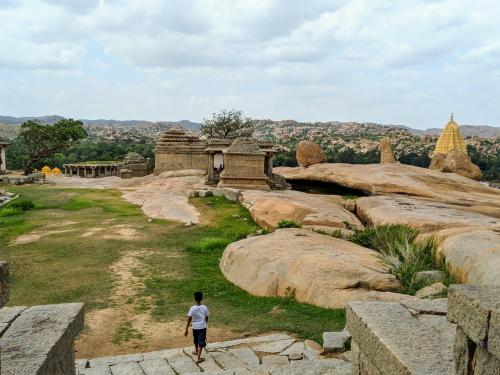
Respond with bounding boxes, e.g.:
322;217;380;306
423;227;500;286
275;163;500;217
296;141;325;167
220;228;407;309
379;137;396;163
0;260;8;308
355;195;500;232
240;190;362;231
430;151;482;180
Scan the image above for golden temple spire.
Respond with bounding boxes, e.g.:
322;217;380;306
434;114;467;155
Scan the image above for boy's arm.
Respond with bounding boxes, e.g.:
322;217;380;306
184;317;192;337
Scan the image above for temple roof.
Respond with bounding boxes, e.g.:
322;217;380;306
434;114;467;155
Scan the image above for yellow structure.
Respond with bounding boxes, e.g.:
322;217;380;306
434;114;467;155
41;166;52;175
52;167;61;174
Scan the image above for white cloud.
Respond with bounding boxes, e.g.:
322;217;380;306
0;0;499;127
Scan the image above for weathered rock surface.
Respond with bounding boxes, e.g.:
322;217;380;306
323;330;351;353
275;163;500;217
0;303;84;375
347;301;455;374
430;151;483;180
0;260;8;308
355;195;500;231
296;140;325;167
240;190;362;231
379;137;396;163
428;227;500;286
220;228;406;309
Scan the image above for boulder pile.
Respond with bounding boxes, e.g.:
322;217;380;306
430;150;482;180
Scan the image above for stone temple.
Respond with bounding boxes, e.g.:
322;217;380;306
154;129;289;190
434;114;467;155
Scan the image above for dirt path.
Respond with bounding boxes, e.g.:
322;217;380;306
74;249;241;358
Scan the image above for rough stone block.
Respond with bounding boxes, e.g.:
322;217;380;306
79;367;112;375
322;331;350;353
197;352;223;373
0;303;84;375
168;355;201;373
475;344;500;375
346;301;454;374
488;309;500;359
139;358;175;375
212;350;248;370
414;270;447;284
0;306;28;325
447;285;500;344
350;341;360;375
415;282;448;299
252;339;295;354
141;348;184;361
453;326;475;375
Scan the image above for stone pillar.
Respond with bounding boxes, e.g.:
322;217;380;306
91;167;96;178
83;167;87;178
0;146;6;173
267;155;274;176
447;285;500;374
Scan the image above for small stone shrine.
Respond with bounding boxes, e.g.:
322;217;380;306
0;140;9;174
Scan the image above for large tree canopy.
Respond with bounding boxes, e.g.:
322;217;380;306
19;118;87;174
201;109;255;139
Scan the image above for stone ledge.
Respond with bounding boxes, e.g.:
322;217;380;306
346;301;455;375
0;303;84;375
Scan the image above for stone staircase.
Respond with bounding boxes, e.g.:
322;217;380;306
77;333;351;375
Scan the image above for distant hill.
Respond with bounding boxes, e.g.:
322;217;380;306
0;115;498;138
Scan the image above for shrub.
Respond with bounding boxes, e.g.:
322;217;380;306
349;225;437;295
277;220;302;229
7;199;35;211
0;207;24;217
187;237;232;254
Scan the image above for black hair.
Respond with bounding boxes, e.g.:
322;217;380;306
194;291;203;302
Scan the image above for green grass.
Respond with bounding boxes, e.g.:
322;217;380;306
349;225;448;295
0;186;344;343
277;220;302;229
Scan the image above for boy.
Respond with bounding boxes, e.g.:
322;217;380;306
184;291;209;363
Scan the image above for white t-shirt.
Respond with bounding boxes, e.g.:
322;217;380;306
188;304;209;330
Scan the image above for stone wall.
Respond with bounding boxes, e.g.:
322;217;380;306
0;261;8;308
447;285;500;374
155;152;209;175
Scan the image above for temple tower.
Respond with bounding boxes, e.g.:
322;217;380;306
434;114;467;155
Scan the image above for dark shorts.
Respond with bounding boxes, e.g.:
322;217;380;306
193;328;207;348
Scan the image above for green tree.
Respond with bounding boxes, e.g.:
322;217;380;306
19;119;87;174
201;109;255;139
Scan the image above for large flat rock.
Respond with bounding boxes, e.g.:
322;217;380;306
220;228;406;309
355;195;500;232
240;189;362;231
428;227;500;286
275;163;500;217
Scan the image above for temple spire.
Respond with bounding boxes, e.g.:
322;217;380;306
450;113;454;122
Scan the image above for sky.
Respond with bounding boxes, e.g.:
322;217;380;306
1;0;499;129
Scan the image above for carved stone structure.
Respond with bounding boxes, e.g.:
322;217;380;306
63;163;122;178
0;141;8;174
154;129;208;174
121;152;148;177
154;129;284;190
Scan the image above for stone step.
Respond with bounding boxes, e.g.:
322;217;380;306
79;334;351;375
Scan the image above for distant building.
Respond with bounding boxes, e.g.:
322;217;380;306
154;129;288;190
434;114;467;155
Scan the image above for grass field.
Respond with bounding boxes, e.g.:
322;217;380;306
0;185;344;354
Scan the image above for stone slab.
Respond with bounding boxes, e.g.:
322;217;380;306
142;348;184;361
261;355;289;366
110;361;145;375
168;356;201;374
212;350;248;370
447;285;500;344
0;303;84;375
0;306;28;324
90;353;144;368
279;341;304;356
197;352;223;373
139;358;175;375
79;367;112;375
346;301;454;374
229;347;260;367
322;331;350;353
252;339;295;354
